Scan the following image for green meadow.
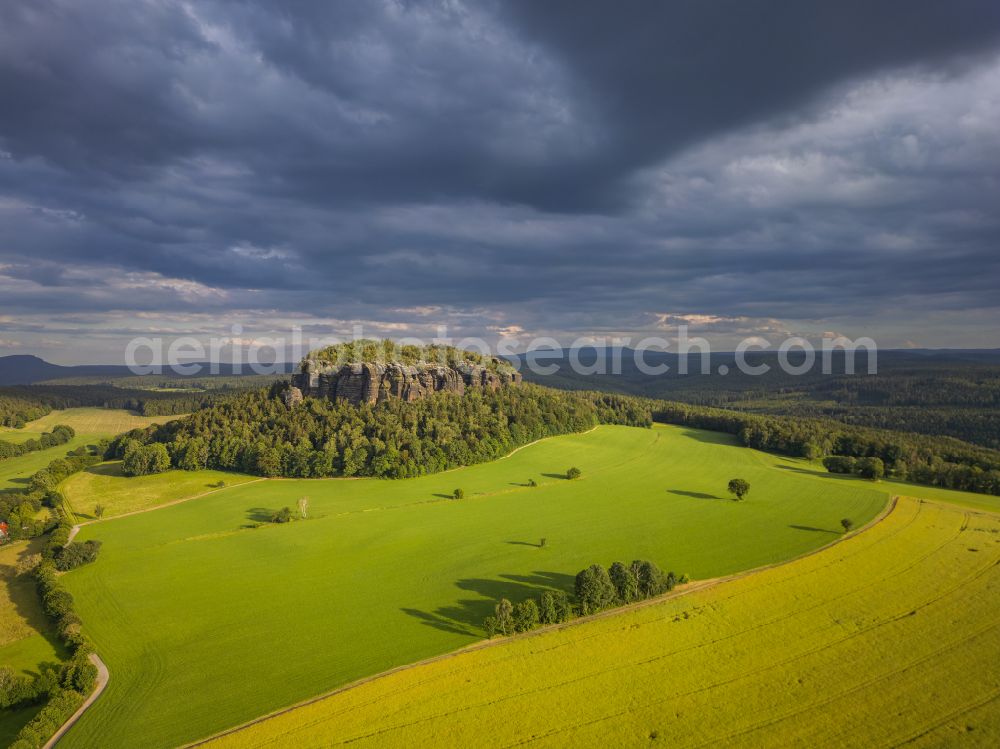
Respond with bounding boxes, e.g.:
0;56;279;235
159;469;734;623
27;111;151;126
60;424;893;748
209;497;1000;748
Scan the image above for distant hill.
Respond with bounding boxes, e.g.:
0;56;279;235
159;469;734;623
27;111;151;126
0;355;294;386
0;355;134;386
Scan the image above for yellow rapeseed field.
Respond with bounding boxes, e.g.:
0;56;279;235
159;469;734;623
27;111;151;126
203;497;1000;748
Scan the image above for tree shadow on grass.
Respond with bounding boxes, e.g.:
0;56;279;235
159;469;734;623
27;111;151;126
245;507;276;523
401;570;575;635
541;473;568;480
668;489;723;500
789;524;839;535
505;540;543;547
431;493;455;500
676;428;739;447
84;462;123;478
775;464;855;482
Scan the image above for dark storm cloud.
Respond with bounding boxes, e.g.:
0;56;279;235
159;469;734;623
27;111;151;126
1;0;1000;358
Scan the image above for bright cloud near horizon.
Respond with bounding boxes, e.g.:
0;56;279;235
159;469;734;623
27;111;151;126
1;1;999;364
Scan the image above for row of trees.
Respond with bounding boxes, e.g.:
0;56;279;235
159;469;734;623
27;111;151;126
484;590;573;637
484;560;686;638
109;385;651;480
0;424;75;461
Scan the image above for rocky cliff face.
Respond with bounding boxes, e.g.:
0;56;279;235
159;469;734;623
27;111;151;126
286;358;521;406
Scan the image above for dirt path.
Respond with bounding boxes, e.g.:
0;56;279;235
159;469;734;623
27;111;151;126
42;653;109;749
185;495;900;748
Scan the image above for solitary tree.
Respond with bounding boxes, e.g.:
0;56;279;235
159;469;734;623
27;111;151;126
297;496;309;519
94;505;104;520
494;598;514;635
539;537;547;548
728;478;751;501
528;478;538;487
271;506;292;523
566;467;582;480
841;518;854;533
453;488;465;499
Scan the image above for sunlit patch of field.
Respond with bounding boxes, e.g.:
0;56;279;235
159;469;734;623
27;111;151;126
0;408;181;442
203;497;1000;749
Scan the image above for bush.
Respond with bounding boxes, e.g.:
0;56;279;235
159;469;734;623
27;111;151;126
453;488;465;499
566;467;582;480
270;507;292;523
55;541;102;572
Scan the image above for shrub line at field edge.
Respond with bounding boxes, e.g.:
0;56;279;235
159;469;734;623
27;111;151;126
181;493;902;749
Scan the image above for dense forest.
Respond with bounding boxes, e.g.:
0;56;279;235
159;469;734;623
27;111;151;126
109;384;650;479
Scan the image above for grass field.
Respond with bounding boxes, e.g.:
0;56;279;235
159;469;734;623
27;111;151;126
203;496;1000;748
0;537;65;675
61;462;259;520
0;407;179;443
58;424;894;748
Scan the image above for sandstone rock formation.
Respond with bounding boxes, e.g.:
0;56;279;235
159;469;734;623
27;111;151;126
288;357;521;406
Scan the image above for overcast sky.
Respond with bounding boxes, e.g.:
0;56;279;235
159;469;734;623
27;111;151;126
2;0;1000;363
